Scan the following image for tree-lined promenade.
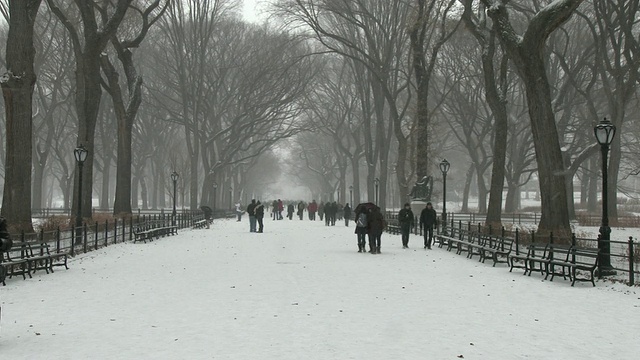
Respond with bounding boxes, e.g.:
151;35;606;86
0;1;638;243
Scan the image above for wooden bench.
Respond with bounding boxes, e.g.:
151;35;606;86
1;242;30;285
193;219;208;229
133;223;178;243
509;243;546;274
386;224;401;235
466;233;489;260
548;247;599;286
25;241;69;274
133;227;156;243
479;236;514;267
455;231;479;256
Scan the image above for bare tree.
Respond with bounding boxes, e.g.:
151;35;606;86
0;0;42;232
459;0;511;227
100;0;168;215
480;0;584;238
46;0;133;219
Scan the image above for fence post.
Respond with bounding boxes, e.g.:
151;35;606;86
515;228;520;256
94;222;99;250
70;226;75;257
121;218;126;243
114;219;118;244
105;220;109;247
83;223;88;253
56;226;61;254
629;237;635;286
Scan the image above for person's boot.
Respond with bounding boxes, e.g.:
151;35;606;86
358;245;363;253
369;246;375;253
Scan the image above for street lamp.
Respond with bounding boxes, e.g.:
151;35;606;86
439;159;450;235
171;171;179;225
374;178;380;204
74;145;88;244
349;185;354;206
213;182;218;212
594;118;616;276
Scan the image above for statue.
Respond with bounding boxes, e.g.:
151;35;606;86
409;176;433;201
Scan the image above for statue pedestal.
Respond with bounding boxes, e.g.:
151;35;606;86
410;200;427;217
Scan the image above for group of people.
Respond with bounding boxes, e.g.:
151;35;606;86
241;199;355;233
354;202;438;254
239;198;438;251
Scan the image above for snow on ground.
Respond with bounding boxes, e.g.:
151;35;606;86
1;218;639;359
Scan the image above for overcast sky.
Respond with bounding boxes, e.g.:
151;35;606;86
242;0;266;22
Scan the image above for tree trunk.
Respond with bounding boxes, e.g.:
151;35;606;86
484;0;584;239
587;156;598;213
462;165;474;212
1;0;42;232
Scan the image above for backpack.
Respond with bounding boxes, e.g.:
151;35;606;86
356;212;367;227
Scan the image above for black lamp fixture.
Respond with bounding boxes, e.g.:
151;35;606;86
439;158;450;235
594;118;616;276
74;145;88;245
374;178;380;204
171;171;179;225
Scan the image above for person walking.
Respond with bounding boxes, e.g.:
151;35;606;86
367;206;385;254
297;201;306;220
318;202;325;222
419;202;437;249
398;203;414;249
277;199;284;220
308;200;318;220
354;204;368;253
287;203;295;220
235;202;243;222
330;202;338;226
255;201;265;233
247;199;257;232
343;203;352;227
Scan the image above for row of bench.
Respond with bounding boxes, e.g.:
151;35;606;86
133;223;179;243
1;241;69;286
436;228;600;287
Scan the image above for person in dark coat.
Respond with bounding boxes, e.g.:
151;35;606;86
297;201;306;220
287;203;295;220
398;203;415;248
354;204;368;252
247;199;257;232
324;202;331;226
330;202;338;226
343;203;352;227
255;201;265;233
419;202;437;249
318;202;325;221
277;199;284;220
367;206;385;254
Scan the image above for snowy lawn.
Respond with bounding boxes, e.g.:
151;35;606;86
1;218;639;359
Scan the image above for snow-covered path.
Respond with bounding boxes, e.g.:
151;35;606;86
1;218;639;359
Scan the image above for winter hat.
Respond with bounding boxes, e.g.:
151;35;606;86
404;203;410;207
426;202;432;206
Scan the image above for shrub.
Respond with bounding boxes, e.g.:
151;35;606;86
37;216;71;232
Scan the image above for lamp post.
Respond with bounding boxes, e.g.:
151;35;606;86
439;159;450;235
594;118;616;276
74;145;88;244
374;178;380;204
229;188;233;210
213;182;218;212
349;185;353;206
171;171;179;226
